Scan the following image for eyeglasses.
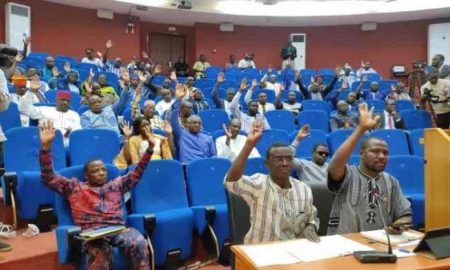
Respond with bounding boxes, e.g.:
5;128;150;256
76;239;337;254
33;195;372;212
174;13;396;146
317;151;329;157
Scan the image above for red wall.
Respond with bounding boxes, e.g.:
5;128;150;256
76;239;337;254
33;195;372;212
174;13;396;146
0;0;141;61
195;18;449;78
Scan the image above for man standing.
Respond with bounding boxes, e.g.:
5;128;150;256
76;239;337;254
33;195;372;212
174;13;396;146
327;103;412;235
431;54;450;79
39;121;151;269
280;40;297;69
224;120;319;244
420;71;450;129
216;119;260;161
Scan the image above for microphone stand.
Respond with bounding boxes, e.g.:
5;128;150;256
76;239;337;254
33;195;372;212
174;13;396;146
353;186;398;263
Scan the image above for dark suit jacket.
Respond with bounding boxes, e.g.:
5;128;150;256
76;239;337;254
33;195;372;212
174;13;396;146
378;112;405;129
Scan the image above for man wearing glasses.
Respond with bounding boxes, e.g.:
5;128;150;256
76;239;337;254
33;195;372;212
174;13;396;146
290;125;329;182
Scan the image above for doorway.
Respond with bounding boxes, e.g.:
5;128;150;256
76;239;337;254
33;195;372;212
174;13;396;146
147;33;186;72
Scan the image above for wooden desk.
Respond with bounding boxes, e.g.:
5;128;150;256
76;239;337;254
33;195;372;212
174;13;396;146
231;233;450;270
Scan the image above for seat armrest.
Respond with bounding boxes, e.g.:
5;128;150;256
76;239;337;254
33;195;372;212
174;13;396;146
2;172;17;205
191;206;216;233
127;214;156;236
55;225;82;264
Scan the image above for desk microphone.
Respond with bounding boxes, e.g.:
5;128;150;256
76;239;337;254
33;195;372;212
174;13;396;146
353;181;398;263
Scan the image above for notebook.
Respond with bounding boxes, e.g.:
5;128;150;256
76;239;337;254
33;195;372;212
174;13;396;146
80;226;128;241
361;229;422;245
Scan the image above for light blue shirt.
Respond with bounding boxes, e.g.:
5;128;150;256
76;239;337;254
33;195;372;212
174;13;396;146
179;130;217;163
81;105;120;135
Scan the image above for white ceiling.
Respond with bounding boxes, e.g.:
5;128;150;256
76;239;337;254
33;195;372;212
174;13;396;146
45;0;450;27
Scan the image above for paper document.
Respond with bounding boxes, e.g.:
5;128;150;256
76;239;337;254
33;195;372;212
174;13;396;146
80;226;128;241
239;235;374;267
393;249;417;258
360;230;422;245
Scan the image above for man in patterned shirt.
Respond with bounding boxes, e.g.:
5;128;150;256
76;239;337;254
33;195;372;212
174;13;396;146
39;121;152;270
224;120;319;244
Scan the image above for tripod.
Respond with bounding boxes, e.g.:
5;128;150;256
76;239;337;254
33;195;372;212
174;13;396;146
420;95;439;126
408;69;426;101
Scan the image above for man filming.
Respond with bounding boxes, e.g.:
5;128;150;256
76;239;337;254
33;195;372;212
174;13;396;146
420;71;450;128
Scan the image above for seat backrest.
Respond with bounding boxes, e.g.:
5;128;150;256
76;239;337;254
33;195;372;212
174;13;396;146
395;100;415;112
264;110;296;133
384;155;424;195
290;129;328;158
253;89;276;103
244;157;268;175
328;129;367;155
225;189;250;245
69;129;120;166
55;164;121;225
302;100;330;113
307;181;334;236
370;129;410;155
0;102;21;132
366;100;385;111
4;127;66;172
199;109;230;134
186;158;231;206
400;109;432;130
255;129;290;157
131;160;189;214
408;129;424;157
298;110;329;133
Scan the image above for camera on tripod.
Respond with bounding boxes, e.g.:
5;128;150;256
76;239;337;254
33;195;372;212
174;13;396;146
422;88;440;103
412;60;427;70
0;44;19;68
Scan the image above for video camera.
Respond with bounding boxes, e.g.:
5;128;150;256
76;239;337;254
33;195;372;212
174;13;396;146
422;88;441;103
0;44;19;68
412;60;427;70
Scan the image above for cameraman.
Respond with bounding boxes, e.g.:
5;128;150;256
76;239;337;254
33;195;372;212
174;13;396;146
420;71;450;128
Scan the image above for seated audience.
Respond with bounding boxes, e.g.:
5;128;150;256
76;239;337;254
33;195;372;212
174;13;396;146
81;95;120;135
216;119;260;161
225;54;238;68
420;71;450;129
39;121;151;269
171;114;216;163
327;103;412;235
238;53;256;69
357;81;386;101
290;125;329;182
131;87;165;130
211;72;237;115
260;67;277;91
155;88;175;117
230;79;271;133
193;54;210;79
338;63;357;86
114;117;172;169
329;101;358;131
376;99;404;129
245;80;275;114
385;82;411;101
356;61;377;79
19;90;81;146
224;120;319;244
174;57;189;77
50;69;81;94
190;89;210;114
81;47;104;69
274;86;302;117
297;71;338;100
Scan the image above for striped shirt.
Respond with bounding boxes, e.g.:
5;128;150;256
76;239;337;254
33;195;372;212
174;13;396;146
224;173;319;244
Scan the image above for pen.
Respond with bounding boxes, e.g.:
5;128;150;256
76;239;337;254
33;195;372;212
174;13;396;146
398;249;410;254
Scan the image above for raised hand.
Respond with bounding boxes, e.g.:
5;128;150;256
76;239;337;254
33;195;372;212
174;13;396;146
96;51;103;59
247;119;264;146
358;103;380;131
23;35;31;46
121;71;130;84
106;39;114;49
29;76;41;92
251;79;258;88
239;78;248;92
40;121;56;150
334;65;342;76
163;121;173;135
52;67;61;78
217;72;224;83
141;51;149;59
84;81;93;95
88;68;95;79
120;121;133;139
175;83;186;99
295;124;310;141
169;71;177;81
64;62;71;73
274;83;283;93
222;123;232;138
14;53;23;63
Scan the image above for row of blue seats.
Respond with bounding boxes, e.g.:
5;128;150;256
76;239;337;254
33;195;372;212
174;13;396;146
4;153;425;268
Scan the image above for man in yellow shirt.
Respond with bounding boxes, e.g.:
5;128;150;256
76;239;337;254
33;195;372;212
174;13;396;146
193;54;210;79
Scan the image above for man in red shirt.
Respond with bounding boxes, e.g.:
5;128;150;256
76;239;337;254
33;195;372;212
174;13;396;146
39;121;153;270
